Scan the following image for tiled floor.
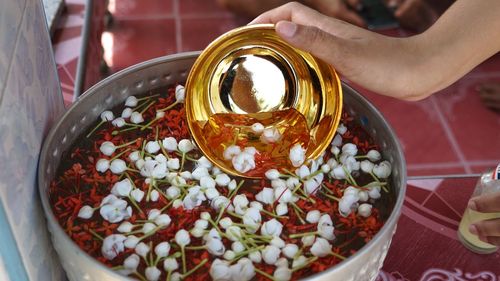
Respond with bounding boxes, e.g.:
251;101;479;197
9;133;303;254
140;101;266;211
55;0;500;177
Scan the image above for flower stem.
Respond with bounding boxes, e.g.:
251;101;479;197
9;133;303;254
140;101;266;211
86;120;105;138
255;267;277;281
292;256;318;272
289;231;318;239
185;245;206;250
330;251;346;260
182;258;208;279
181;246;187;274
157;101;179;112
88;229;103;241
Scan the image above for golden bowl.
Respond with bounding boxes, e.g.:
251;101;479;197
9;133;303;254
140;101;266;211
185;24;343;178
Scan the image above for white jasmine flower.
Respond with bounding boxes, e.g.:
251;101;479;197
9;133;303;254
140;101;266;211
327;158;338;169
274;266;292;281
167;158;180;170
339;194;360;217
261;219;283;237
123;254;140;270
231;258;255;281
231;241;245;253
276;203;288;216
124;235;140;249
336;123;347;135
111;179;133;197
359;191;369;202
317;214;335;241
100;110;114;121
301;235;315;247
100;194;131;223
170;175;187;187
130;112;144;124
292;255;307;268
310;237;332;257
175;229;190;246
129;151;140;162
223;145;241;160
131;189;145;202
367;149;381;162
135;159;145;169
232;151;255;173
200;176;216;189
321;163;331;173
170;273;182;281
265;169;280;180
262;245;281;265
228;179;237;190
306;210;321;224
163;258;179;272
219;217;233;229
331;134;343;147
330;166;347;179
112;117;126;128
251;122;264;134
342;143;358;156
255;188;274;204
282;244;299;259
358;203;373;217
214;173;230;187
145;141;160;154
178;139;195;153
223;250;236;261
179;171;192;180
244;146;257;155
211;196;231;212
175;85;185;102
156;111;165;119
142;222;156;234
289;144;306;167
191;227;205;238
155;242;171;258
212;166;222;175
125;96;138;107
260;128;282;143
361;160;374;173
77;205;94;219
147;209;161;220
303;174;324;195
225;226;243;242
242;208;261;233
344;186;359;197
150;190;160;202
249;201;263;210
271;236;286;249
96;159;110;173
110;159;127;174
206;237;225;256
183;188;206;210
162;137;177;152
197;156;213;169
145;266;161;281
194;219;209;230
210;259;231;281
271;179;287;190
172;199;183;208
122;107;133;118
331;146;340;156
200;212;211;221
100;141;116;156
233;194;249;215
101;234;126;260
155;214;172;227
249;251;262;263
117;221;134;233
373;161;391;178
286;177;300;189
296;165;310;179
192;166;209;180
368;186;381;199
140;158;167;179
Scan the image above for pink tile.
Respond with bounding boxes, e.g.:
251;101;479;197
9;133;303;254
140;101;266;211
112;0;173;18
107;19;177;72
405;184;432;204
422;193;462;222
180;18;239;52
407;165;466;177
179;0;230;16
469;163;499;174
353;87;460;166
433;76;500;162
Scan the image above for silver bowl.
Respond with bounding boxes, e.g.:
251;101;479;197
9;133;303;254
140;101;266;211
38;52;406;281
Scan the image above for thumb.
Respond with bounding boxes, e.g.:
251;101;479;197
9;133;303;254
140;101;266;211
275;21;346;68
469;191;500;213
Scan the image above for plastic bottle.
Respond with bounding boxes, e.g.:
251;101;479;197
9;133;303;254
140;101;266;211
457;164;500;254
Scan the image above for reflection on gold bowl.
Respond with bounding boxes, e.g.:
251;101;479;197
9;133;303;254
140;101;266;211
185;24;343;178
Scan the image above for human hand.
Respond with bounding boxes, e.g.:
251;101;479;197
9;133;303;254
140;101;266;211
304;0;366;27
250;2;429;100
468;192;500;246
385;0;440;32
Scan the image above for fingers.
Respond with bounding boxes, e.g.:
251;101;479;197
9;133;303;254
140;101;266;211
250;2;318;25
470;219;500;246
469;192;500;213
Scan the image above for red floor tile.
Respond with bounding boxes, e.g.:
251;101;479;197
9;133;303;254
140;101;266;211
111;0;173;18
52;26;83;44
180;18;239;52
407;165;466;177
107;19;177;72
433;76;500;162
354;88;461;166
179;0;229;16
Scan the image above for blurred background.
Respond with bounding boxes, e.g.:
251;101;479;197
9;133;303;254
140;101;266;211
50;0;500;178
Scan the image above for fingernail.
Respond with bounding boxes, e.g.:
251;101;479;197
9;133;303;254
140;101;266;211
469;224;478;235
276;21;297;38
468;200;478;211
